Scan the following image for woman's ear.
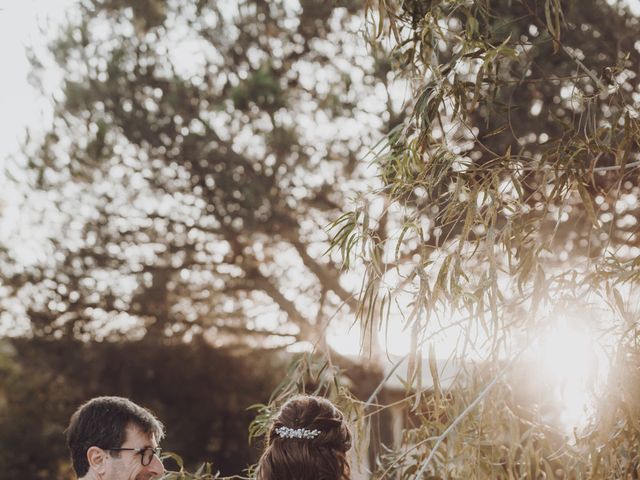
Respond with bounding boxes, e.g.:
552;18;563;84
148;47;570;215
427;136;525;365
87;446;107;473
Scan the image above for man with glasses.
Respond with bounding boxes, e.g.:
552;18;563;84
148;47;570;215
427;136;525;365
67;396;166;480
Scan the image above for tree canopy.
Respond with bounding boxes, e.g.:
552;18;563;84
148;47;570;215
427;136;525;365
1;0;399;350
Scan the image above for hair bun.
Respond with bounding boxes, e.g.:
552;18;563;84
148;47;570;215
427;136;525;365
257;395;352;480
275;395;351;451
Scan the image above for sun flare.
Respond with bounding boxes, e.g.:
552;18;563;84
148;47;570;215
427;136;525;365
530;314;609;432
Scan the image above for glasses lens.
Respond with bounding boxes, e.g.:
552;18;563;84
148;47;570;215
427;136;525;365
141;448;159;466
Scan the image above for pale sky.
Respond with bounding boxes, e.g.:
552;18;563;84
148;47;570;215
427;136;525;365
0;0;78;289
0;0;79;161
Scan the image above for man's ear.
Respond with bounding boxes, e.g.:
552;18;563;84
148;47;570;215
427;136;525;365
87;446;107;473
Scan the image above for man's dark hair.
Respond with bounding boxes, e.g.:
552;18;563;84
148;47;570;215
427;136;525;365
66;396;165;477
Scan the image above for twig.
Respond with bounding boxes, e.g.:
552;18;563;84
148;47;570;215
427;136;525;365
560;45;608;92
593;159;640;172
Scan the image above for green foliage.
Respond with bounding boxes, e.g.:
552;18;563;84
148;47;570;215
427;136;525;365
327;0;640;477
346;0;640;324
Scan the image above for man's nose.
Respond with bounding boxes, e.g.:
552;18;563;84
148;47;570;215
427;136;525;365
147;453;165;475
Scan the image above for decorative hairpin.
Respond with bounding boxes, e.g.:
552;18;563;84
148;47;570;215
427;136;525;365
275;426;321;439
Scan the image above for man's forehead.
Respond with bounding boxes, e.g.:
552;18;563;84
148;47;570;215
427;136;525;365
124;423;158;446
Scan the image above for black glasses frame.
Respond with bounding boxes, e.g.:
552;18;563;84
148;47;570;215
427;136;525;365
106;447;162;466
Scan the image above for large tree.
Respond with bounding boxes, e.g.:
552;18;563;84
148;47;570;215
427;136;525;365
330;0;640;477
1;0;399;350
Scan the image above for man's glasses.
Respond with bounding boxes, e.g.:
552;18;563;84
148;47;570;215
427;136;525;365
106;447;162;466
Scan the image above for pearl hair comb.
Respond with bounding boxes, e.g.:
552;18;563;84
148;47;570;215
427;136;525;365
275;426;321;439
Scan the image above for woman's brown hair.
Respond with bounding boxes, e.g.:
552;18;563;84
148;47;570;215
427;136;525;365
256;395;352;480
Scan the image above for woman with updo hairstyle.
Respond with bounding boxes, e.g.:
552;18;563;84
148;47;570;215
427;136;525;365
256;395;352;480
